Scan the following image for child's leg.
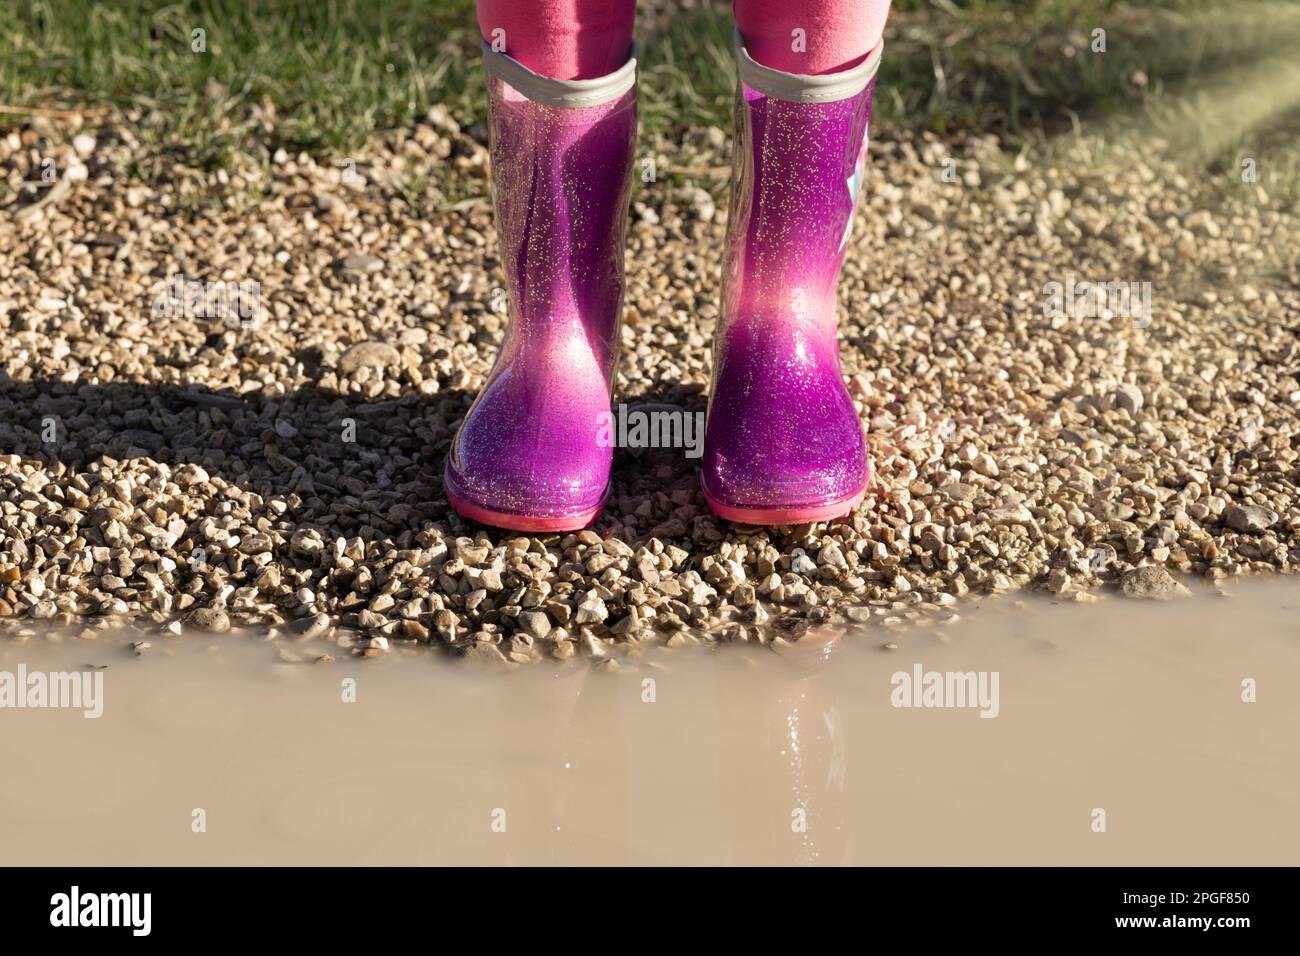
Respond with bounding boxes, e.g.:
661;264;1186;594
732;0;890;74
475;0;636;80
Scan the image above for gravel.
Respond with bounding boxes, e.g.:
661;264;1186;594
0;108;1297;662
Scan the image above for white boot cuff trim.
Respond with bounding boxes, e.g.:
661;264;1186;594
482;39;637;108
735;30;882;103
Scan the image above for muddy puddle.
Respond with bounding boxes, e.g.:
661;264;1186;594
2;578;1298;865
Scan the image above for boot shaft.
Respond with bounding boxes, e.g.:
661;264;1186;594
721;39;882;349
700;39;882;521
484;44;638;376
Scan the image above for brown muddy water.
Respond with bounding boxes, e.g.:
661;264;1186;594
2;579;1298;866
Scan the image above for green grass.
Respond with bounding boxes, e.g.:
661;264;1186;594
2;0;482;169
883;0;1299;134
3;0;1298;186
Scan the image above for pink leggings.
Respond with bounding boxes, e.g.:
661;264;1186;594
475;0;890;80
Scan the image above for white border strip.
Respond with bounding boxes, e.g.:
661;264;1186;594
735;29;882;103
482;39;637;108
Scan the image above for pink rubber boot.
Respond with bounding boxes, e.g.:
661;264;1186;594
701;36;883;524
444;44;638;531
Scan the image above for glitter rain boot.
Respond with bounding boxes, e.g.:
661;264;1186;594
701;37;882;524
444;43;637;531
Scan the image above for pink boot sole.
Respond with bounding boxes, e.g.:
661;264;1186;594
445;486;607;533
703;466;871;526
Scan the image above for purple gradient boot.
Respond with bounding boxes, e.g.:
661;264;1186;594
701;37;883;525
444;43;638;531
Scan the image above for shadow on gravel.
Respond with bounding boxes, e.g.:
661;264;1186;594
0;375;723;545
0;378;463;536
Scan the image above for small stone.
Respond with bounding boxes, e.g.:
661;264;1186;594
290;530;324;557
816;543;847;569
340;251;385;274
518;610;552;639
989;503;1034;525
339;341;400;374
464;642;512;668
357;609;388;629
790;550;817;575
1184;210;1220;238
238;533;273;555
574;597;608;625
30;600;58;619
1225;504;1278;533
1113;383;1144;414
433;609;458;643
290;613;331;640
187;607;231;632
580;632;609;658
1119;566;1191;601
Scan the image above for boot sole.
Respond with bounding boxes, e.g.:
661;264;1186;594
445;485;608;533
702;465;871;526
